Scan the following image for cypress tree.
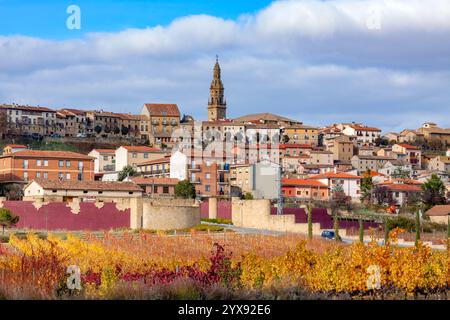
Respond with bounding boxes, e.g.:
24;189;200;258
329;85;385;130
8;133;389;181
307;205;313;241
359;217;364;243
415;209;421;247
384;217;389;245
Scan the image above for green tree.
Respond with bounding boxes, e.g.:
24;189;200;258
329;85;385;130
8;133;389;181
359;217;364;243
307;204;313;241
0;208;19;235
94;125;102;134
421;174;446;209
360;170;374;203
391;167;411;179
118;165;137;181
415;209;421;247
243;192;254;200
174;180;196;199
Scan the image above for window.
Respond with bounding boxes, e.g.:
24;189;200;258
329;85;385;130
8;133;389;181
66;161;71;167
205;173;211;179
59;160;64;168
99;191;103;194
36;172;41;178
132;153;137;158
23;160;28;169
144;153;149;159
83;190;88;194
163;186;169;194
153;186;158;194
44;160;48;167
23;172;28;181
205;185;211;192
36;160;42;167
58;172;63;179
52;190;57;193
78;161;83;170
43;172;48;179
66;173;71;180
78;173;83;181
103;156;108;161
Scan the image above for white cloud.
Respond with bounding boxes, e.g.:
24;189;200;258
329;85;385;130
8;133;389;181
0;0;449;131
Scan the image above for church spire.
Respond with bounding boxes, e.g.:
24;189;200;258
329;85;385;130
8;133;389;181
208;56;226;121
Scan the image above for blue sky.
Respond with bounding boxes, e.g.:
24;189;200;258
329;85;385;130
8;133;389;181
0;0;271;38
0;0;449;132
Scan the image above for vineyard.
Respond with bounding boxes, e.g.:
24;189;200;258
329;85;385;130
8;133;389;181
0;230;448;300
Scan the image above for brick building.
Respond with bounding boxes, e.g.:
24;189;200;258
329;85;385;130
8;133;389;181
0;149;94;183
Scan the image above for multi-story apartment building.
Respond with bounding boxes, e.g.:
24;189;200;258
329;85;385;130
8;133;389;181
306;150;334;166
229;164;254;194
391;144;422;169
1;104;57;136
428;156;450;173
416;122;450;145
114;146;166;171
136;156;171;177
308;172;362;201
284;124;319;146
351;155;397;173
86;111;122;137
337;123;382;146
324;135;354;163
0;149;94;183
88;149;116;173
140;104;181;146
129;176;178;197
57;109;88;137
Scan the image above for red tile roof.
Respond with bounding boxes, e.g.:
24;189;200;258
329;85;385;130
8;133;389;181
396;144;420;150
425;205;450;217
137;157;171;166
382;184;422;192
350;124;381;132
130;177;179;186
1;150;94;160
144;104;180;117
309;172;362;179
279;143;313;149
282;178;327;188
4;144;27;149
91;149;116;154
121;146;163;152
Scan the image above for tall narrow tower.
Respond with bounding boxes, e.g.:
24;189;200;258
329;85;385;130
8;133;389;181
208;56;227;121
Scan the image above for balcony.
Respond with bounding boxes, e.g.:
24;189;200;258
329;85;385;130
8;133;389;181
218;179;229;185
188;164;201;171
191;178;201;184
217;164;230;172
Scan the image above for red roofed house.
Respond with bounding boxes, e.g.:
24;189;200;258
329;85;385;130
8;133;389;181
115;146;166;172
392;144;422;169
339;123;381;146
2;144;28;155
0;150;94;183
282;178;329;200
308;171;362;201
129;176;179;197
140;103;181;146
375;179;423;206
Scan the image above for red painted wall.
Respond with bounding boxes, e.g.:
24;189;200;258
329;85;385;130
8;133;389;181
200;200;232;220
3;201;130;231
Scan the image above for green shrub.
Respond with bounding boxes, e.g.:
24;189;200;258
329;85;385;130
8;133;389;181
201;218;233;225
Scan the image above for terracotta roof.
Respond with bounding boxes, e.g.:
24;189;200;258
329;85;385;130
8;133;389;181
395;144;420;150
382;184;422;192
91;149;116;154
137;156;171;166
121;146;163;152
61;108;86;116
309;172;362;179
279;143;313;149
425;205;450;217
362;170;386;177
349;124;381;132
0;104;55;112
130;177;179;186
144;104;180;117
29;179;143;192
378;178;423;185
282;178;327;188
1;150;94;160
356;155;397;160
234;112;299;124
4;144;27;149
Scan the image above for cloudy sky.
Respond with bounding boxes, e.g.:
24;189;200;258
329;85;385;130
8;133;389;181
1;0;449;132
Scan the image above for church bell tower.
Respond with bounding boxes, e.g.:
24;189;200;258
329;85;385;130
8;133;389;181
208;56;227;121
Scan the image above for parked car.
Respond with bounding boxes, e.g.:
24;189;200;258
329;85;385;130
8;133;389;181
321;230;335;240
50;133;62;138
76;133;87;138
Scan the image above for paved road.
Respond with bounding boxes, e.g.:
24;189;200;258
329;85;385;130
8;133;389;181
201;222;446;250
